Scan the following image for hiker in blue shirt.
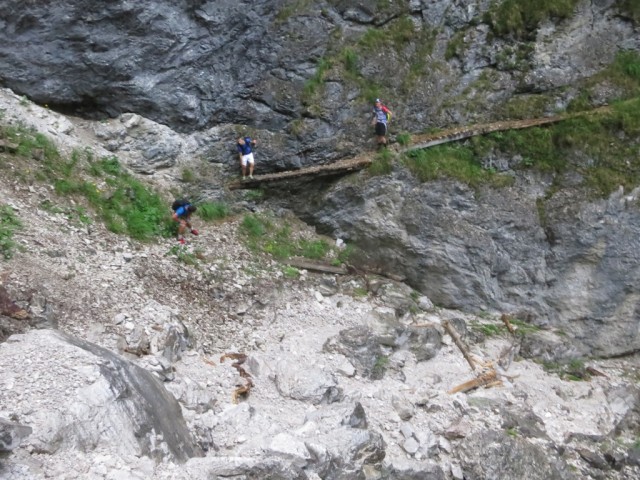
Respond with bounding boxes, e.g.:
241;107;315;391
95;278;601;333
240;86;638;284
237;136;257;180
171;200;198;245
371;99;392;149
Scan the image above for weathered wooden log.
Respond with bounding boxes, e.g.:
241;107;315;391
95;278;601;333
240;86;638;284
443;320;476;371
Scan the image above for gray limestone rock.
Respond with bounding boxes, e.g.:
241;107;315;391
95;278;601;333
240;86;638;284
0;418;32;453
0;329;202;463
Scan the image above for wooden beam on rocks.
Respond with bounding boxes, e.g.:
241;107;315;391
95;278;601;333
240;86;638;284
285;257;348;275
402;106;611;154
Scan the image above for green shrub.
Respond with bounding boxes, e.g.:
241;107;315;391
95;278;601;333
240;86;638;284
0;205;22;259
241;214;266;238
470;321;504;337
371;355;389;378
485;0;580;39
98;156;122;176
396;133;411;146
197;201;229;221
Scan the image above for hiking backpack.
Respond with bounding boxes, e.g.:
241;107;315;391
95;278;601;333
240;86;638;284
171;199;191;212
381;104;392;122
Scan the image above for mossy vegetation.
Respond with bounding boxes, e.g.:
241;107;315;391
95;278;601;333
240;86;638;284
484;0;581;39
445;30;467;61
617;0;640;24
542;358;590;381
302;13;435;107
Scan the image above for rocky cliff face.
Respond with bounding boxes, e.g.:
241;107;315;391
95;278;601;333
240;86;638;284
1;1;637;166
290;169;640;359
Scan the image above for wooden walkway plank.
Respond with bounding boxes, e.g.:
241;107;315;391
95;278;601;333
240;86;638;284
227;105;613;190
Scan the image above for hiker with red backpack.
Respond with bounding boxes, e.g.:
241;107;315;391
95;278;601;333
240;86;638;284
171;199;198;244
371;99;392;148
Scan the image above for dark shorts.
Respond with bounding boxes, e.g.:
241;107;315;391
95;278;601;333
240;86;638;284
375;122;387;136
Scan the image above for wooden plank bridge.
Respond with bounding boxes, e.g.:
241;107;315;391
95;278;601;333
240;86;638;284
228;105;611;190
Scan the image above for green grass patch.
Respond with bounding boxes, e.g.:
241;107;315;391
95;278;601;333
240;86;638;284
197;201;229;221
13;129;60;162
335;244;355;265
165;244;199;266
403;143;512;188
299;239;330;259
424;94;640;197
509;318;541;335
369;149;394;176
470;321;504;337
0;205;22;259
303;57;333;103
342;47;359;78
353;286;368;298
282;265;300;279
241;214;267;239
1;126;172;241
240;213;338;262
445;30;467;60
